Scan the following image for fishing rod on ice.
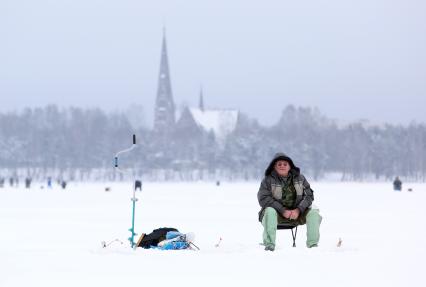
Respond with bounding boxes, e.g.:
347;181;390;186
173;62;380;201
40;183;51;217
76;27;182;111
114;134;139;248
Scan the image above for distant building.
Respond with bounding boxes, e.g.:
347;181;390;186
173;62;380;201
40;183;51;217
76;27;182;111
176;88;239;145
153;29;176;136
153;31;239;145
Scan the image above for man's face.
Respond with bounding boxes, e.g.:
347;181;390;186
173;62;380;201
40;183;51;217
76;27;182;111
274;160;290;177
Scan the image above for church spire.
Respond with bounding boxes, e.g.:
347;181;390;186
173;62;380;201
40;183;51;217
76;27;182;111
199;86;204;112
154;29;175;134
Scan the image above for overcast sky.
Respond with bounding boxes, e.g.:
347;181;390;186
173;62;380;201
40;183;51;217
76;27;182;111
1;0;425;127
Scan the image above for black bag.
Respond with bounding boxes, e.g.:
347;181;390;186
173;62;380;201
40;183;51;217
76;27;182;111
137;227;179;249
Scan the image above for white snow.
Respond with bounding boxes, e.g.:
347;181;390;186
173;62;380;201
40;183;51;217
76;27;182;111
0;181;425;287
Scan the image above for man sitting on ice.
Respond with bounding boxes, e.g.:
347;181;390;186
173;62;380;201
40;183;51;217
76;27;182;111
257;153;322;251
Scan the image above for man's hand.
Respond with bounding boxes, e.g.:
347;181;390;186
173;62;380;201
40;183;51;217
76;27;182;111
289;209;300;220
283;210;292;219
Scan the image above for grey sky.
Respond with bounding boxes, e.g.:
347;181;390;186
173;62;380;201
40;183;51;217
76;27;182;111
1;0;425;127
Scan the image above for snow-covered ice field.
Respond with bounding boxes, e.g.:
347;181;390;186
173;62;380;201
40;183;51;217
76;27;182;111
1;181;425;287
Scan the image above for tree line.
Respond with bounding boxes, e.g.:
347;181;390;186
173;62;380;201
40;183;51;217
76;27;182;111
0;105;424;182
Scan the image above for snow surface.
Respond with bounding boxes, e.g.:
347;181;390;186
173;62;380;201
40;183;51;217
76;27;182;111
1;181;425;287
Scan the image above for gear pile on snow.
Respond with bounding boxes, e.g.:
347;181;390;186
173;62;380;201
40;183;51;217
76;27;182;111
135;227;199;250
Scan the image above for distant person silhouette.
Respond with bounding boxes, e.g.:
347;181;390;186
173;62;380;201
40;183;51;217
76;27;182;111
25;177;32;189
393;176;402;191
134;180;142;191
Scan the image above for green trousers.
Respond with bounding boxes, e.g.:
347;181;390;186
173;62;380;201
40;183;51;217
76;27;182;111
262;207;322;248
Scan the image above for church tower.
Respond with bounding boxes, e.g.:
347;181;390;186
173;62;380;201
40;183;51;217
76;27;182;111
154;29;175;134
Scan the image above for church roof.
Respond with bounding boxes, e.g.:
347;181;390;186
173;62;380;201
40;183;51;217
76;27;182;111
188;108;239;142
